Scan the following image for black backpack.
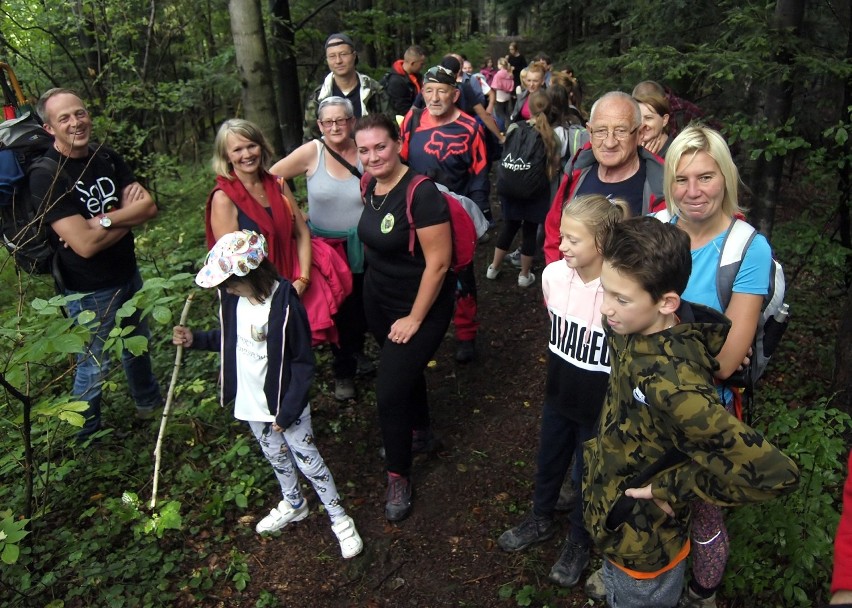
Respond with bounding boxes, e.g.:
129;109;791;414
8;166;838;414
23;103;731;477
496;121;549;201
0;112;63;274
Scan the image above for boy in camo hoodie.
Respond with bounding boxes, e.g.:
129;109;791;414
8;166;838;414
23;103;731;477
585;217;799;608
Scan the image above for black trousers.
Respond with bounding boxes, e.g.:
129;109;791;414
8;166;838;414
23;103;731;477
363;275;454;476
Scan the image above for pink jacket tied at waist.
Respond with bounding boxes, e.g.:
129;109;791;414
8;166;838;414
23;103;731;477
298;237;352;346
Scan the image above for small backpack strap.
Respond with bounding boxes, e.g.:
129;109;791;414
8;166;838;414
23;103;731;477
716;219;757;310
653;208;673;223
404;174;430;255
359;173;376;203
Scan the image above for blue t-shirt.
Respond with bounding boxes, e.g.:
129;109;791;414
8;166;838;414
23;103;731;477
681;225;771;312
678;220;771;404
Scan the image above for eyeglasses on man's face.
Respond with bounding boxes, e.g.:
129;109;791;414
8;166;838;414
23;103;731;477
326;51;354;62
590;125;639;141
318;117;353;129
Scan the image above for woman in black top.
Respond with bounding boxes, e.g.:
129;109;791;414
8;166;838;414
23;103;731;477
354;113;454;522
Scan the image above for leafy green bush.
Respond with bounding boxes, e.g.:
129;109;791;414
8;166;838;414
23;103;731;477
724;397;851;606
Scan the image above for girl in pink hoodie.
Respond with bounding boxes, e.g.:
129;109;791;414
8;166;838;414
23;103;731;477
496;194;630;588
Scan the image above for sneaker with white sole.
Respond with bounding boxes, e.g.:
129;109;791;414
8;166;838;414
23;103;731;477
255;499;309;534
508;247;522;268
678;588;717;608
584;566;606;601
486;264;501;280
518;271;535;288
331;515;364;559
334;378;356;401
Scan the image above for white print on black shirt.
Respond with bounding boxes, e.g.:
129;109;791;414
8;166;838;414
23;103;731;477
76;177;119;216
548;312;610;373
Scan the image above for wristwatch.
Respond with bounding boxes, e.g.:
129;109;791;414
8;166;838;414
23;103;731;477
99;215;112;229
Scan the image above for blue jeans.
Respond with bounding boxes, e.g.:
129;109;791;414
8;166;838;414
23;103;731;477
66;270;162;438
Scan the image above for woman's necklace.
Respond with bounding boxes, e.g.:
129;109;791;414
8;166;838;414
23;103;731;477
370;189;390;211
243;179;268;204
370;169;405;211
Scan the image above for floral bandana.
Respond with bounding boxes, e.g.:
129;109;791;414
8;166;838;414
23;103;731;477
195;230;268;288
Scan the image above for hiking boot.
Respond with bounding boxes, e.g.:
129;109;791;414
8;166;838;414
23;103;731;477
455;339;476;363
355;353;376;376
135;406;159;420
497;512;557;552
518;271;536;288
678;588;717;608
385;472;414;522
331;515;364;559
255;499;309;534
555;478;579;512
584;566;606;601
486;264;501;280
548;538;590;588
334;378;356;401
508;247;522;268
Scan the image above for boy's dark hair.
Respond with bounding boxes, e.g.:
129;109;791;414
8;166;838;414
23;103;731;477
601;217;691;301
222;258;279;304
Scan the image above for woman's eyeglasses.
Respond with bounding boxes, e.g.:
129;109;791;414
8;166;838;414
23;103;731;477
318;118;352;129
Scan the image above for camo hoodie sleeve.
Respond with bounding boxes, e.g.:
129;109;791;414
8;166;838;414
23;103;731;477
641;367;800;508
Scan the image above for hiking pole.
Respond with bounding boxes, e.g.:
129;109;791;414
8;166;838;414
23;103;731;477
150;292;194;510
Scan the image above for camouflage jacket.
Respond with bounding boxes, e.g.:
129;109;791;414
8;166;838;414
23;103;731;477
583;301;800;574
303;71;390;142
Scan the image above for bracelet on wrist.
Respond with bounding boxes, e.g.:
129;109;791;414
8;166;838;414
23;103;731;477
295;276;311;286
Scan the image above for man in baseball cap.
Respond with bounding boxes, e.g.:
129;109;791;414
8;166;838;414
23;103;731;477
303;33;391;141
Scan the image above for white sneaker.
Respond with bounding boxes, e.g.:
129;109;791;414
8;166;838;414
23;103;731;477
255;499;309;534
331;515;364;559
486;264;501;280
518;271;536;288
508;248;522;268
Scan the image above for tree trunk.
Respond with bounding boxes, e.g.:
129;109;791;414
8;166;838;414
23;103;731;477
269;0;303;154
72;0;106;104
228;0;283;154
359;0;377;68
748;0;805;238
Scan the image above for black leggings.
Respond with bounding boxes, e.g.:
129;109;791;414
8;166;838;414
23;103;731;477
331;272;367;379
363;276;454;476
496;219;539;257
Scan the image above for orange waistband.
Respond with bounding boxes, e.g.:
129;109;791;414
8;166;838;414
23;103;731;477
610;538;691;580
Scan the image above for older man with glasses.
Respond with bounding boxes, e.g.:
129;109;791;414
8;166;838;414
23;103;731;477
303;33;391;142
542;91;667;264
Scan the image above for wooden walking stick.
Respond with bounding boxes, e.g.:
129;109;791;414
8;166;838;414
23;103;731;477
150;293;194;510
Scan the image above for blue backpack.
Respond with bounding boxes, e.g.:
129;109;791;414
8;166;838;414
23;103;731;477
0;112;60;274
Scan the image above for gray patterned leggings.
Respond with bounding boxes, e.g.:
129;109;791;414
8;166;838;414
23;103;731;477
247;404;345;521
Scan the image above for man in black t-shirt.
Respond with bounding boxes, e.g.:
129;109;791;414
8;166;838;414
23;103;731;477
32;88;162;441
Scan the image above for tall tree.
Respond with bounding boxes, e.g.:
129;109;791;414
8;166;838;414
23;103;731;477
228;0;283;153
270;0;303;153
748;0;806;237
